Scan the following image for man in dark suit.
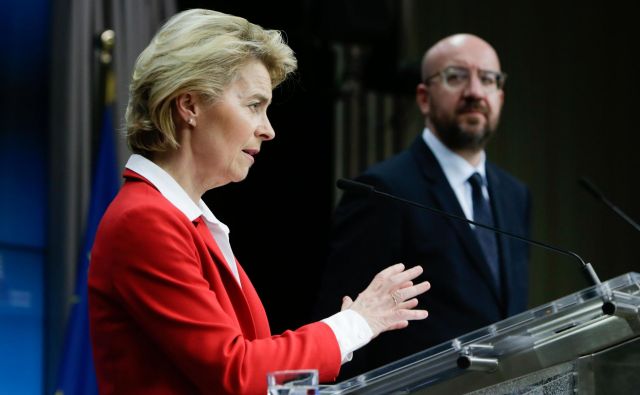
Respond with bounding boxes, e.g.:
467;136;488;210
314;33;531;379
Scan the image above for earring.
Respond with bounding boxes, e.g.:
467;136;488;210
188;117;195;126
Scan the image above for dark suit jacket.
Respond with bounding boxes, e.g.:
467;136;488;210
314;135;531;379
89;169;341;395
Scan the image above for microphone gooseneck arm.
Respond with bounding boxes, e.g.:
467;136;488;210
337;178;602;286
579;177;640;233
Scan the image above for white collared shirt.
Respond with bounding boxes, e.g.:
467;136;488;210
421;128;490;222
126;154;241;284
125;154;372;364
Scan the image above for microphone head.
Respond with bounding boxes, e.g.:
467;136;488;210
336;178;375;194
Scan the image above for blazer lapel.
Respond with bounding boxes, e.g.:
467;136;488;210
124;170;265;338
411;138;503;305
193;217;259;339
235;263;271;338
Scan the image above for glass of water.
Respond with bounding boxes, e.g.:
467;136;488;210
267;369;319;395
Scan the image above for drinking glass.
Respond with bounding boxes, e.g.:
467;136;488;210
267;369;319;395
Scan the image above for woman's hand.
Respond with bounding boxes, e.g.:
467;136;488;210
341;263;430;338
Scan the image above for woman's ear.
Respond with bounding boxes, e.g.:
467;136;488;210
175;92;197;127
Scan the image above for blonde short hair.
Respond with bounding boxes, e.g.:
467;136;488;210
125;9;297;156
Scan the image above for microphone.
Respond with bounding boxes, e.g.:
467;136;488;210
336;178;606;291
579;177;640;232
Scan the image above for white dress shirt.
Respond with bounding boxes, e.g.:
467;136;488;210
421;128;490;223
125;154;372;364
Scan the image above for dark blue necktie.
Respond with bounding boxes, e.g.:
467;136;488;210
468;172;501;290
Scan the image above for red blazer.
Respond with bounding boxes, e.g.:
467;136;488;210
88;170;341;394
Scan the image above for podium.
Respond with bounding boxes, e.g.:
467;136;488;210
320;272;640;394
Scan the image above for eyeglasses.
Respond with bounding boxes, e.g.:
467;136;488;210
424;66;507;93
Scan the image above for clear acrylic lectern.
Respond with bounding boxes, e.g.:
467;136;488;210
320;272;640;394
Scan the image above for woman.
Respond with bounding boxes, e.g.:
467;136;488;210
88;9;430;395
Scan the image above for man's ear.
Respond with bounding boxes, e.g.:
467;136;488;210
416;83;430;116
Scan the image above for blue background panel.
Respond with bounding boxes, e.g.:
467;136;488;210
0;249;44;395
0;0;49;393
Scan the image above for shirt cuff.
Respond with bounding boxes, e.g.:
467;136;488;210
322;309;373;364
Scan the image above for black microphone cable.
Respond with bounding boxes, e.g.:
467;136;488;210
337;178;616;315
579;177;640;232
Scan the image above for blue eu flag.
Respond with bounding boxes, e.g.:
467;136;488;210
55;100;119;395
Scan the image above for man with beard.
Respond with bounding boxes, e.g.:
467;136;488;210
313;33;531;379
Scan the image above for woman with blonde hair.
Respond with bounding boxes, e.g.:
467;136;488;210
88;9;430;394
